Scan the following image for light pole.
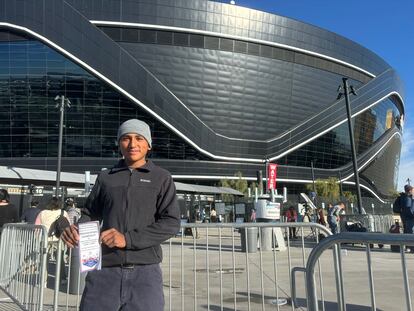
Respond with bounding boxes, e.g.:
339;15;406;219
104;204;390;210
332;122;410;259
337;78;363;214
54;95;71;198
310;160;317;206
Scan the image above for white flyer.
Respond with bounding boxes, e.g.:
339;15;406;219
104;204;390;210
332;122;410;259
78;221;102;272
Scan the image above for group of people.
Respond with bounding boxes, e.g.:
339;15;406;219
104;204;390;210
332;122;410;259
283;201;346;238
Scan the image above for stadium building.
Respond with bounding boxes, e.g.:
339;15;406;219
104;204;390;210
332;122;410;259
0;0;404;202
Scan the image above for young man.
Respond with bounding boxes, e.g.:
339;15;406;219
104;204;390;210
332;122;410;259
327;202;345;234
396;185;413;234
61;119;180;311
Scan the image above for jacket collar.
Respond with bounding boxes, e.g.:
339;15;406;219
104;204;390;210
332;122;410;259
110;159;154;173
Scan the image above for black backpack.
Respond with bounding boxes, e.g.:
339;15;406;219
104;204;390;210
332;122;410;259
393;195;403;214
48;209;70;238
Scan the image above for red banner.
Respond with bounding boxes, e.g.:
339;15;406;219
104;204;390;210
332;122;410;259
267;163;278;190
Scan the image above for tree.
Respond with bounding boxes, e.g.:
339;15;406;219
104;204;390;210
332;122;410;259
306;177;340;202
342;191;356;203
219;171;248;202
233;171;248;195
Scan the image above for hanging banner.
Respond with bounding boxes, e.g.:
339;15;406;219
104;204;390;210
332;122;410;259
267;163;278;190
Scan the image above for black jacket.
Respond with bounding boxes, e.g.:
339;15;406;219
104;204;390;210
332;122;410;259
0;203;19;232
81;160;180;267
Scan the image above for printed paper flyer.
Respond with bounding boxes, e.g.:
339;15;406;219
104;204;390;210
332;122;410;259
78;221;102;272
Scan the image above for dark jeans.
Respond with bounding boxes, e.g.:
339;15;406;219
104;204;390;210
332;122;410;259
405;219;414;234
80;264;164;311
327;216;338;234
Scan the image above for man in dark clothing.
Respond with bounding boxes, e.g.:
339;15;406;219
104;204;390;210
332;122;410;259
61;119;180;311
21;200;41;224
0;189;19;232
399;185;414;253
396;185;414;234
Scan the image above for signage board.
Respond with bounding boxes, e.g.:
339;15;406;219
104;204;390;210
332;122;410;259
215;202;225;215
267;163;278;190
235;203;245;214
255;200;281;220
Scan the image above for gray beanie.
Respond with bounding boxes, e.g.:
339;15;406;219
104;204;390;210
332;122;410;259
117;119;152;148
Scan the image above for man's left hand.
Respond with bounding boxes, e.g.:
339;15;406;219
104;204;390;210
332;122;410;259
100;228;126;248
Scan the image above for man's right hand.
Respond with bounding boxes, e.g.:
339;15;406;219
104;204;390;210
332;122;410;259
61;224;80;248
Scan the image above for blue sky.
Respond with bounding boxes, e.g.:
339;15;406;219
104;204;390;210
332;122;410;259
238;0;413;191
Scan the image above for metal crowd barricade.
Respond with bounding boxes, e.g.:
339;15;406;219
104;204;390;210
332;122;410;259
0;224;48;311
4;222;332;311
163;222;333;311
303;232;414;311
340;214;395;233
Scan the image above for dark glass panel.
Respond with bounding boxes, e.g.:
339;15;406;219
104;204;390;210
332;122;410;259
204;36;219;49
189;34;204;48
173;32;189;46
101;27;121;41
260;45;272;58
139;29;156;43
121;28;139;43
157;31;173;45
234;40;247;53
219;38;233;52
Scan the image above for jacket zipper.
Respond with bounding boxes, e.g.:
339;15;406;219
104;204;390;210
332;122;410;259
123;169;133;264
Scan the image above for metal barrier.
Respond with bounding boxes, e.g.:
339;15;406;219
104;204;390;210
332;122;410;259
302;232;414;311
0;224;48;311
44;222;331;311
340;214;395;233
163;222;333;311
5;222;413;311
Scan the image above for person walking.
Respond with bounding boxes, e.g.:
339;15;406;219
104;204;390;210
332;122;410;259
250;208;256;223
0;189;19;233
61;119;180;311
327;202;345;234
395;185;413;233
398;185;414;252
35;197;69;239
285;206;298;239
35;197;69;286
210;207;217;223
21;200;41;224
65;198;81;225
316;205;327;227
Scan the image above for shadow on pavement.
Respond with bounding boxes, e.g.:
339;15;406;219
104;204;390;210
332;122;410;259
294;297;385;311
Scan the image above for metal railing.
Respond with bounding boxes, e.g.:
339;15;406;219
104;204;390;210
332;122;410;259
339;214;395;233
0;224;48;311
303;232;414;311
2;222;412;311
164;222;333;311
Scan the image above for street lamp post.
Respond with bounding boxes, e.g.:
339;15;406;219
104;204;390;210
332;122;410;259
54;95;71;198
337;78;363;214
310;160;317;206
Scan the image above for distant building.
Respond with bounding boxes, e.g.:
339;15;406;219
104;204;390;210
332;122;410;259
0;0;404;201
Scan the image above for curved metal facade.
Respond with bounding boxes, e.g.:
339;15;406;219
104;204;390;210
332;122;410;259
0;0;404;200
